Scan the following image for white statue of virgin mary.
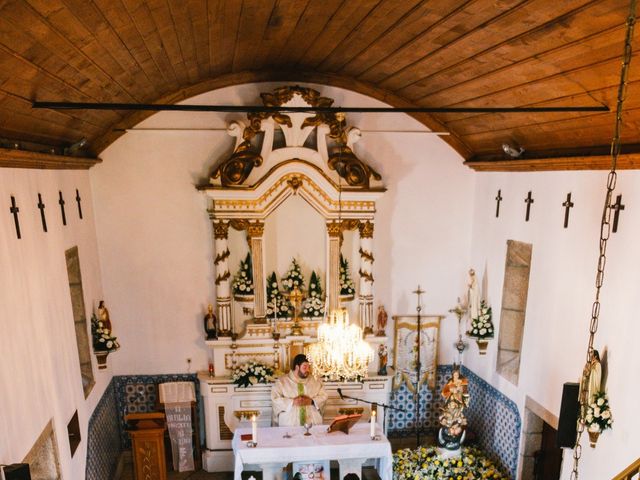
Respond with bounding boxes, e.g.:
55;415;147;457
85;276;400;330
468;269;480;323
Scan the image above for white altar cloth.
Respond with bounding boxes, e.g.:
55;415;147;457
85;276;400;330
232;422;392;480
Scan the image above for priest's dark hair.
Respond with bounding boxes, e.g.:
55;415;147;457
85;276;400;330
292;353;309;370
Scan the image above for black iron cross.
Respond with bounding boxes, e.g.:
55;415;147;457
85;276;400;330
611;194;625;233
59;190;67;226
75;188;83;219
562;192;574;229
495;189;503;218
37;193;48;232
9;195;21;239
524;191;534;222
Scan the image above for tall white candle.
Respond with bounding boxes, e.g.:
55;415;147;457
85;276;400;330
252;415;258;443
370;410;376;437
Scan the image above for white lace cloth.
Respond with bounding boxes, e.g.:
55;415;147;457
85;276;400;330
232;422;392;480
158;381;195;404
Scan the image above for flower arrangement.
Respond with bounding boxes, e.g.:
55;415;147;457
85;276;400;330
585;391;613;435
393;445;508;480
339;254;355;297
468;300;494;339
232;253;254;297
281;258;305;292
266;272;291;317
232;360;275;388
303;271;325;318
91;313;120;352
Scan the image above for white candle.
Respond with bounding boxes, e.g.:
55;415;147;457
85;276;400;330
370;410;376;437
252;415;258;443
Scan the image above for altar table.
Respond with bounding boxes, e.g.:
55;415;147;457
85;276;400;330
232;422;392;480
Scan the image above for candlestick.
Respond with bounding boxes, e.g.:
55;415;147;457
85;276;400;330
252;415;258;443
370;410;376;437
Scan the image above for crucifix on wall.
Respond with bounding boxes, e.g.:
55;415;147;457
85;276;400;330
37;193;48;232
75;189;83;219
495;189;503;218
59;191;67;226
562;193;574;229
611;194;625;233
524;191;534;222
9;195;21;239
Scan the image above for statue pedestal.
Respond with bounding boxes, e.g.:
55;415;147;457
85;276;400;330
436;447;462;459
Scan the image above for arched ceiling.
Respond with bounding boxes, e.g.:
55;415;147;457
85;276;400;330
0;0;638;170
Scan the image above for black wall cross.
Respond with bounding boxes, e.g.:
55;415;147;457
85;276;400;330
37;193;48;232
562;193;574;229
9;195;21;239
612;194;625;233
524;191;534;222
59;190;67;226
75;188;83;219
495;189;503;218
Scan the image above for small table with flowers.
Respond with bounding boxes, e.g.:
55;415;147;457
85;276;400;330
232;422;392;480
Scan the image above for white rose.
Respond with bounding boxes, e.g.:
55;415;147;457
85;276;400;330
588;423;600;433
593;407;601;417
479;328;487;335
585;414;593;423
249;376;257;385
597;397;604;406
106;340;113;349
602;410;610;419
99;338;105;343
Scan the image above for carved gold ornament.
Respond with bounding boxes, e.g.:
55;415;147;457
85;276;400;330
215;270;231;285
359;269;374;283
213;221;230;239
358;220;374;238
359;247;374;263
329;145;381;189
214;249;230;265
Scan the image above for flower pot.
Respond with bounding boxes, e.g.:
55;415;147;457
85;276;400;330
476;339;489;355
588;430;600;448
340;294;354;302
234;294;255;302
95;351;109;369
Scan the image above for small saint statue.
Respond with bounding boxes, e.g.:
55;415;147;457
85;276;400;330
437;365;470;452
204;304;218;340
377;344;388;376
376;305;388;336
98;300;112;332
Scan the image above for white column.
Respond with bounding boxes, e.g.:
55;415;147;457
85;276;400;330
358;220;375;334
248;221;267;321
212;219;232;335
327;221;342;312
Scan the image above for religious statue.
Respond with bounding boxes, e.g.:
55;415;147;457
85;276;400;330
203;304;218;340
98;300;112;332
581;349;602;410
438;366;470;452
468;269;480;323
376;305;388;336
377;344;388;376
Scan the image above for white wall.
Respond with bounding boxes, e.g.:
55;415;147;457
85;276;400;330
0;168;108;480
467;170;640;479
91;82;475;376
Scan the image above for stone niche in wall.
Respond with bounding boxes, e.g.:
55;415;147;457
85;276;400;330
22;419;61;479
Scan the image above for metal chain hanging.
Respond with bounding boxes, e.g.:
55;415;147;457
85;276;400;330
570;1;637;478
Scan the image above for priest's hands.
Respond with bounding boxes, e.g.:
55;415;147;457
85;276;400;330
293;395;313;406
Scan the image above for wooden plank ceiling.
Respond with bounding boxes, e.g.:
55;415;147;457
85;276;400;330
0;0;638;170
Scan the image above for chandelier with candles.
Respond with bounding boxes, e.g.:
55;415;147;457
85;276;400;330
305;308;373;381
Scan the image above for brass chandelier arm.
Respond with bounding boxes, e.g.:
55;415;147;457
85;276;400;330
31;101;609;114
571;1;637;479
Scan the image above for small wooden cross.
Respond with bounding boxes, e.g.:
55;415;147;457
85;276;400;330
9;195;21;239
75;188;83;219
37;193;48;232
495;189;503;218
611;194;625;233
59;190;67;226
562;192;574;229
524;191;534;222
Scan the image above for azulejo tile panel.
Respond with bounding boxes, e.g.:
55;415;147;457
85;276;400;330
387;365;520;479
86;379;122;480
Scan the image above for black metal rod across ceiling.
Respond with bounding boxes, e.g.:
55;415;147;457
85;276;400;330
32;101;609;114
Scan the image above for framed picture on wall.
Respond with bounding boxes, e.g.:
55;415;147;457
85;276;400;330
292;461;330;480
392;315;442;391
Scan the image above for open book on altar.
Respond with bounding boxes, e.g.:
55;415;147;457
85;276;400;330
326;413;362;434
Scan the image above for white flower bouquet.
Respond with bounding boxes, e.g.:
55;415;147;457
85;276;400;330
232;253;254;297
281;258;305;292
585;391;613;434
467;300;494;339
91;313;120;352
339;254;355;297
266;272;291;317
232;361;275;388
303;271;325;318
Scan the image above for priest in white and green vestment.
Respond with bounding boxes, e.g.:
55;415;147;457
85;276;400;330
271;354;328;426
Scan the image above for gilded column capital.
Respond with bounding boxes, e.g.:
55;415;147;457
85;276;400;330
246;221;265;238
358;220;374;238
327;221;342;237
213;220;230;239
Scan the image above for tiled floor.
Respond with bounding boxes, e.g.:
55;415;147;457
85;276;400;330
117;436;434;480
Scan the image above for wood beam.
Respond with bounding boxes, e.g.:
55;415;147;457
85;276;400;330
464;153;640;172
0;148;101;170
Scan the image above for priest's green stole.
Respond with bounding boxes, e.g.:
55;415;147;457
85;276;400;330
298;383;306;425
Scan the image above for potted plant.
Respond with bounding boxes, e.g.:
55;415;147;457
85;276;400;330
266;272;291;318
302;271;325;319
232;253;254;301
281;258;305;293
91;312;120;369
339;254;356;301
467;300;493;354
585;391;613;447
